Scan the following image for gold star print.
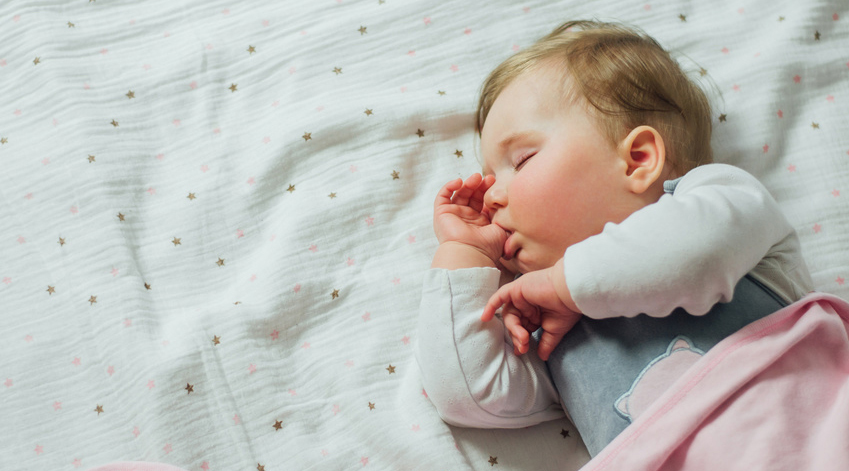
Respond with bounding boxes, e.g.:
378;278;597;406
302;132;312;141
438;90;446;96
185;383;194;394
560;429;570;438
679;14;687;21
358;26;368;35
368;402;376;410
89;295;97;306
379;0;385;4
812;122;820;129
328;192;337;199
331;289;340;299
454;150;463;158
386;365;396;374
229;83;238;92
416;129;425;137
718;114;727;123
212;335;220;346
1;137;7;145
172;237;182;246
58;237;66;246
699;67;708;77
47;286;56;295
187;193;196;200
779;16;785;22
68;21;75;28
247;45;256;54
144;283;151;290
489;456;498;466
216;258;225;267
815;31;821;41
364;109;373;116
95;405;104;415
117;213;125;221
87;155;96;163
33;57;41;65
287;184;296;193
391;170;400;180
126;90;135;99
257;465;265;471
333;67;343;75
273;420;282;430
111;119;119;127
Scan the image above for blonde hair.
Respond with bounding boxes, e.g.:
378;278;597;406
476;20;713;176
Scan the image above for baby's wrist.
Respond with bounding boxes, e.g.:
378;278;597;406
431;241;499;270
550;259;580;313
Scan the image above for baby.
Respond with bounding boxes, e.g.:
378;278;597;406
415;20;814;456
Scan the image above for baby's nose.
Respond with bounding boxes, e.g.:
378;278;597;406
484;182;507;210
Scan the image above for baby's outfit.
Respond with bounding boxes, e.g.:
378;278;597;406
415;163;814;456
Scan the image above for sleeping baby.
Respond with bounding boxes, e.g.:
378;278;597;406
415;20;814;457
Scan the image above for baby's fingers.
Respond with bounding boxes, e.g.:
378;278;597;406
434;178;464;211
503;308;530;355
451;173;483;207
469;174;495;213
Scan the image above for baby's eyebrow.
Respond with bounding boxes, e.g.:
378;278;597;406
497;131;536;150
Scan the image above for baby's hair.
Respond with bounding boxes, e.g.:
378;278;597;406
476;20;713;176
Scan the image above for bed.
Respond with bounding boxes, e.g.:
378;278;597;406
1;0;847;469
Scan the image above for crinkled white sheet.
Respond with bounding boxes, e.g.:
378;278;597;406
1;0;846;470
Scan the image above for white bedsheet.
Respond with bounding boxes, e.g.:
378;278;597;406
1;0;846;470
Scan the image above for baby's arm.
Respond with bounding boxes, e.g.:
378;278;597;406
566;164;796;319
416;267;565;428
415;175;564;428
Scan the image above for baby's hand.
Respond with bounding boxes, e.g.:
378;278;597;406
481;260;581;361
433;174;508;263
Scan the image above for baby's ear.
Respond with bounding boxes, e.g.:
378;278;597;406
619;126;666;194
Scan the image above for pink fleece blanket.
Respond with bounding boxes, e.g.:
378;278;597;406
587;293;849;471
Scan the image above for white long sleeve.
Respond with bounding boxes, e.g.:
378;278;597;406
564;163;812;319
415;267;564;428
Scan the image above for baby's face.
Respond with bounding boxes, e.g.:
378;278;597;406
481;66;636;274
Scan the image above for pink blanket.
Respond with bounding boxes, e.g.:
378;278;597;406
587;293;849;470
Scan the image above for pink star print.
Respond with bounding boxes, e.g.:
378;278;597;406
133;427;141;437
813;224;822;233
294;284;301;293
361;457;369;466
422;388;428;398
777;110;784;118
401;336;411;345
827;95;835;103
449;64;459;72
793;75;801;83
787;164;796;172
124;319;132;327
345;360;354;367
423;17;431;25
190;81;198;90
350;165;358;173
289;389;297;396
362;312;371;321
201;462;210;470
837;276;845;286
107;366;115;376
233;415;240;425
407;235;416;244
411;424;420;432
721;47;729;54
14;109;22;116
147;380;156;390
100;48;109;55
147;188;156;195
3;277;11;285
833;190;841;197
72;357;81;366
271;330;279;340
250;275;257;281
201;165;210;173
263;136;270;144
309;244;318;252
391;277;401;285
332;404;340;415
365;216;374;226
54;401;62;410
4;379;12;388
248;364;257;374
464;28;472;35
17;236;26;244
407;50;416;56
163;443;172;454
156;153;165;161
73;458;82;468
172;119;181;127
35;445;44;455
25;334;33;342
41;158;50;165
70;206;79;214
301;342;311;349
247;177;256;185
25;193;33;200
321;450;330;457
347;258;355;266
236;229;245;238
763;144;769;153
111;268;119;276
732;84;740;92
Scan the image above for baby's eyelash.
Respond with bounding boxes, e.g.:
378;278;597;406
513;152;535;170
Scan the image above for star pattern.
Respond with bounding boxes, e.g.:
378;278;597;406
185;383;194;394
